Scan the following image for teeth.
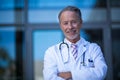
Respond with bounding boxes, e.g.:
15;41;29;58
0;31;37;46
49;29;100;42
70;30;75;33
66;30;76;33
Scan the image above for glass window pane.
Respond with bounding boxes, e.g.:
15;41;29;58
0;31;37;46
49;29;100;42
0;11;14;23
33;30;62;80
0;27;24;80
82;8;107;22
82;29;103;49
0;27;16;80
29;8;107;23
29;0;106;9
0;10;24;24
112;29;120;80
111;8;120;22
110;0;120;7
28;0;107;23
112;24;120;28
0;0;24;9
0;0;24;24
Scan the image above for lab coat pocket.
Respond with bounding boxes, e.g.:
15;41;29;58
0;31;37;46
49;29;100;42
87;59;95;68
80;57;95;69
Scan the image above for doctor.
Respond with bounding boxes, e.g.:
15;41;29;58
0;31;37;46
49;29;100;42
43;6;107;80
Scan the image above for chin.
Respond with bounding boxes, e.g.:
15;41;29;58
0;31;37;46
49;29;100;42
66;34;79;40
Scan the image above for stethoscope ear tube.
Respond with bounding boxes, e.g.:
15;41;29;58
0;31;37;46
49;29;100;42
59;41;69;63
59;41;88;66
59;41;69;50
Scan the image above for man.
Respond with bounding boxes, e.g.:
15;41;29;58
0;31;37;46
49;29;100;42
43;6;107;80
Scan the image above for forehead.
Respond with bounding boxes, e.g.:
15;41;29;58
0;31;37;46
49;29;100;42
61;11;78;17
60;11;79;21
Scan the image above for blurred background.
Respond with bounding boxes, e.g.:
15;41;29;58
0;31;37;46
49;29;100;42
0;0;120;80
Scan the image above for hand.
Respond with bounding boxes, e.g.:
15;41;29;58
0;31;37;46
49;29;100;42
58;71;72;80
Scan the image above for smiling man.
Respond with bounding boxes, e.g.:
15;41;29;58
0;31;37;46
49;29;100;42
43;6;107;80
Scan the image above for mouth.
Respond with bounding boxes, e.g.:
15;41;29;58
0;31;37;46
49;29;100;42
66;29;76;34
65;30;79;40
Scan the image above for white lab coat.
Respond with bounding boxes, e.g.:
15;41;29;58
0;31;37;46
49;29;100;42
43;37;107;80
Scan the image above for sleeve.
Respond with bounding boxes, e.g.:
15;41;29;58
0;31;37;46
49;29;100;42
43;47;64;80
71;43;108;80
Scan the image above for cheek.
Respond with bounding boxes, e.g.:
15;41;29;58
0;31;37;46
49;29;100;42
74;24;80;29
75;25;81;33
60;25;67;31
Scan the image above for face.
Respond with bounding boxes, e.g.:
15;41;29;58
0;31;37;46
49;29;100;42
59;11;82;43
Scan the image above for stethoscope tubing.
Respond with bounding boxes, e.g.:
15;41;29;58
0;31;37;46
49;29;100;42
59;41;85;66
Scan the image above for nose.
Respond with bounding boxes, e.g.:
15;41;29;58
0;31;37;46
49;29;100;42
68;22;73;29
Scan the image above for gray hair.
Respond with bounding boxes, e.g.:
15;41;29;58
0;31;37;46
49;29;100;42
58;6;82;20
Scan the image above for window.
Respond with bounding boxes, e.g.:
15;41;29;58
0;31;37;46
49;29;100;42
33;30;62;80
0;27;16;79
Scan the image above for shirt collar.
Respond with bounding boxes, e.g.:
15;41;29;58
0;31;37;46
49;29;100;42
64;37;83;48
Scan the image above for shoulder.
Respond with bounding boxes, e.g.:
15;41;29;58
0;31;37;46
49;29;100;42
89;43;100;49
44;43;60;60
81;37;100;49
88;42;103;58
82;37;102;54
81;37;101;49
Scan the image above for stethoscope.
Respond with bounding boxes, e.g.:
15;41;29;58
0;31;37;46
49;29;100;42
59;41;86;66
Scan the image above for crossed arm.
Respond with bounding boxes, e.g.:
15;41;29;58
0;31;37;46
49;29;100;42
57;72;72;80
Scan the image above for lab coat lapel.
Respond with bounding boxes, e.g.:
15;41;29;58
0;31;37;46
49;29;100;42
76;44;86;61
76;37;89;61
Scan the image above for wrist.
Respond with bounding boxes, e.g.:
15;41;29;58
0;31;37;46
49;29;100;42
66;77;72;80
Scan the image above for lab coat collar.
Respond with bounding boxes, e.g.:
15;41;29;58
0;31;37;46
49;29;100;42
64;37;88;48
64;37;89;62
64;37;83;48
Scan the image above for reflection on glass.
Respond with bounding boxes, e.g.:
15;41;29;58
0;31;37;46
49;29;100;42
0;0;24;9
33;30;62;80
0;10;24;24
110;0;120;7
29;0;106;9
0;0;108;9
0;27;16;80
28;9;107;23
82;29;103;49
111;8;120;22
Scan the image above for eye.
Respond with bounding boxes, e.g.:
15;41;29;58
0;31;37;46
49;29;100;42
72;21;77;24
62;22;68;25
